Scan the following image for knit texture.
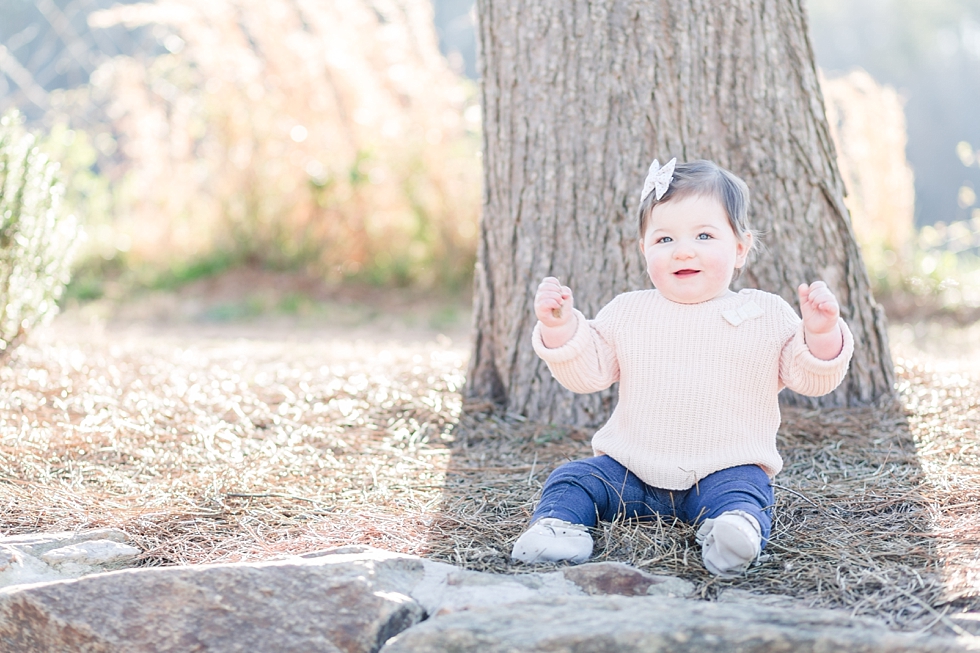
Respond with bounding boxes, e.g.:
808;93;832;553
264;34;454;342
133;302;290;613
532;289;854;490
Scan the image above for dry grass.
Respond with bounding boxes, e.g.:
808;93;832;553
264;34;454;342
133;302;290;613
427;401;971;633
2;306;980;634
0;315;468;563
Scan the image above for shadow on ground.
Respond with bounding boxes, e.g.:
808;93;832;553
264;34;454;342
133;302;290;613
426;398;975;633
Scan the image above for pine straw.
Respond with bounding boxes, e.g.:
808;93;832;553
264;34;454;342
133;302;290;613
1;318;980;633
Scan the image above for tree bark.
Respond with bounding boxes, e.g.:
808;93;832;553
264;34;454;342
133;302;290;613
467;0;894;426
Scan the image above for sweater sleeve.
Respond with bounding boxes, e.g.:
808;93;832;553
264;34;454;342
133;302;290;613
531;304;620;394
778;317;854;396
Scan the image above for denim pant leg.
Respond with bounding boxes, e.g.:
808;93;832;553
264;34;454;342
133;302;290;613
531;455;672;528
679;464;775;547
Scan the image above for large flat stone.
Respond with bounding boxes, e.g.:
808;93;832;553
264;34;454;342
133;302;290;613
7;546;687;651
5;545;963;653
0;548;426;653
381;595;975;653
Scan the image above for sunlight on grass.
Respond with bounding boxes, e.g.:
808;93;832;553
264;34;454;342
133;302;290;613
0;325;468;562
891;324;980;614
0;314;977;632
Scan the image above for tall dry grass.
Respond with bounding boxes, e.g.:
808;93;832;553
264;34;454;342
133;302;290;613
824;68;980;314
65;0;481;289
822;69;916;270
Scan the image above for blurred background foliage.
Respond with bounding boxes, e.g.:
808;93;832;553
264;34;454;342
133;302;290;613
0;0;481;302
0;112;77;350
0;0;978;319
808;0;980;319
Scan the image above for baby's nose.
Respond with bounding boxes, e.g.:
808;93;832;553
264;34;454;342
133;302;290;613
673;245;695;259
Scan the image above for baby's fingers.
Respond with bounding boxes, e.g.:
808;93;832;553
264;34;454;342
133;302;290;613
798;283;812;303
538;277;561;293
808;287;833;305
551;286;573;317
535;290;562;311
799;281;835;305
808;286;838;307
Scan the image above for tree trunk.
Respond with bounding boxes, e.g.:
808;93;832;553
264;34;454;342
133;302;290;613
466;0;894;426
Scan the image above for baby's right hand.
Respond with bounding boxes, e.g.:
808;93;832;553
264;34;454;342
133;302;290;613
534;277;574;328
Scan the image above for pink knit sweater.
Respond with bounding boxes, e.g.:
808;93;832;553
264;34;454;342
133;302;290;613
532;288;854;490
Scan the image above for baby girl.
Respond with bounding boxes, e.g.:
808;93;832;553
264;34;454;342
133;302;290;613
511;158;853;576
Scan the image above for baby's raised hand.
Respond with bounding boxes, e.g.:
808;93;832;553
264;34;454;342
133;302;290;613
798;281;840;333
534;277;574;328
798;281;843;360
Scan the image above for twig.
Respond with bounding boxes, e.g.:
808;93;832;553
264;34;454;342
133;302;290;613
528;452;538;486
225;492;330;509
771;483;825;512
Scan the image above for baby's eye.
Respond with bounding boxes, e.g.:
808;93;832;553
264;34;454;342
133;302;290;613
657;236;673;244
696;232;712;240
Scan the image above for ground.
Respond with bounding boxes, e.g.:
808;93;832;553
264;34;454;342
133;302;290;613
1;272;979;634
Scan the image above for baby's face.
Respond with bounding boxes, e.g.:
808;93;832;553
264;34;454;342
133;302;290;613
639;194;751;304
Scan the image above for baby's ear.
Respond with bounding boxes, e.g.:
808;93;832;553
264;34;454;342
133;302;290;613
734;232;753;268
638;238;646;256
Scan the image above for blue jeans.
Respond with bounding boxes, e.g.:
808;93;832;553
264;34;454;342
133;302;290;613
531;456;774;546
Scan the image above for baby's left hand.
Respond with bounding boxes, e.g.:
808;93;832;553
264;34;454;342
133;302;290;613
798;281;840;334
799;281;843;360
798;281;844;360
798;281;840;335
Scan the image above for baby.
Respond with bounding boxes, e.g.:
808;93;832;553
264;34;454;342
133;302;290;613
511;158;853;576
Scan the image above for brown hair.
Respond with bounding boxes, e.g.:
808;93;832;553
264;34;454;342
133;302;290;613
637;159;753;246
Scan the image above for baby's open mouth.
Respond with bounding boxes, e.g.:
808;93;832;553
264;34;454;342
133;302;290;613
674;269;700;276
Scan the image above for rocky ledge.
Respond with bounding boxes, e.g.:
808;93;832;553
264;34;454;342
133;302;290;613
0;535;977;652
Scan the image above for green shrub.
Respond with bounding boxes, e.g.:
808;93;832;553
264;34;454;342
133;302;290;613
0;111;78;356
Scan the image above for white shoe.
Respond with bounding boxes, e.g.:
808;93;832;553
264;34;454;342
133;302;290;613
511;518;593;564
697;510;762;577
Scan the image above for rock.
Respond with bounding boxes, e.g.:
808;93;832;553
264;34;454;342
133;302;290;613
561;561;693;598
40;540;141;568
411;563;572;616
1;528;130;557
0;544;67;589
0;547;427;653
0;545;696;652
716;587;815;610
0;529;140;590
381;595;971;653
2;545;968;653
405;557;693;617
949;613;980;636
0;547;20;572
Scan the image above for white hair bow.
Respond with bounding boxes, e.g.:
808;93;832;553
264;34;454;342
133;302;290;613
640;157;676;204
